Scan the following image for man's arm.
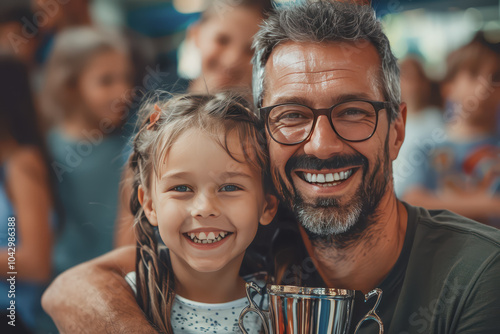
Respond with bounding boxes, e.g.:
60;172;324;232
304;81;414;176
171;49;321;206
42;246;156;334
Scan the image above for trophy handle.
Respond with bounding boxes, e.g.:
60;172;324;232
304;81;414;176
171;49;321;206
354;288;384;334
238;282;270;334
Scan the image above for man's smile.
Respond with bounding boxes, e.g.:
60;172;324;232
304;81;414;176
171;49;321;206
295;166;359;186
292;166;362;196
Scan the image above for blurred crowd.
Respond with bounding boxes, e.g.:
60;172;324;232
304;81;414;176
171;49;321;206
0;0;498;333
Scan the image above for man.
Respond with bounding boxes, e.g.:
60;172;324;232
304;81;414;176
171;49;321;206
42;1;500;333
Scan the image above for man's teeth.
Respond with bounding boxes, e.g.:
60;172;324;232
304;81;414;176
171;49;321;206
188;231;229;244
303;170;353;184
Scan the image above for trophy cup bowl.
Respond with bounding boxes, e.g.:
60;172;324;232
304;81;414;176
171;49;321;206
239;283;383;334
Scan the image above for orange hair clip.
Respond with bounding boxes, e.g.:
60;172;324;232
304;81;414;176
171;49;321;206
146;104;162;130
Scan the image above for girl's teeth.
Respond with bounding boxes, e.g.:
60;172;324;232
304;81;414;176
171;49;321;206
188;231;230;244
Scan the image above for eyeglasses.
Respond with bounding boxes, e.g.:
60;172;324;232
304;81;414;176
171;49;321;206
259;99;390;146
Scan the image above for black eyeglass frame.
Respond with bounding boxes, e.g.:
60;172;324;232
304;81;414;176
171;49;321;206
259;99;391;146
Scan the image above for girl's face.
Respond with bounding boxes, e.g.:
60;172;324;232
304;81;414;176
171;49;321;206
193;6;263;91
140;128;277;273
77;50;132;128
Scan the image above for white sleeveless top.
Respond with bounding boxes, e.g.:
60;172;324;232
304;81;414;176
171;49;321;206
125;271;267;333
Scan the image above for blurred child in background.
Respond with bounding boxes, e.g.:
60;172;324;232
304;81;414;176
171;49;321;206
114;0;273;247
41;27;133;275
403;33;500;227
186;0;272;94
0;55;55;333
393;56;444;196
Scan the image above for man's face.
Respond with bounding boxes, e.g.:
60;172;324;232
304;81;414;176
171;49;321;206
262;41;405;243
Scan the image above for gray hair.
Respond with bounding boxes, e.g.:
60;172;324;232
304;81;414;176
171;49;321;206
252;0;401;121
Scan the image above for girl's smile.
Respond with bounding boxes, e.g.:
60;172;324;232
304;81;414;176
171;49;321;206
183;230;233;250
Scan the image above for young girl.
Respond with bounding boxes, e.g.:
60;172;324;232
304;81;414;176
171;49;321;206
41;27;132;275
126;92;278;333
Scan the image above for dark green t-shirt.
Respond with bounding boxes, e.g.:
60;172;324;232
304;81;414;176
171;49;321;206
356;203;500;334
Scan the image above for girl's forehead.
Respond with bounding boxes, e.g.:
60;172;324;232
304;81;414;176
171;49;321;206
156;128;262;177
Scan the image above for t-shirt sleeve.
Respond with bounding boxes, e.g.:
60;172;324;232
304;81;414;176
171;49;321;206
455;253;500;333
124;271;137;295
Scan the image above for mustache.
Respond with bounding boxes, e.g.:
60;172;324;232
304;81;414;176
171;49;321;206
285;154;368;175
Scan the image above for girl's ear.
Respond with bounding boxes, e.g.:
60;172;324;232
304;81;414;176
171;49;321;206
259;194;279;226
138;185;158;226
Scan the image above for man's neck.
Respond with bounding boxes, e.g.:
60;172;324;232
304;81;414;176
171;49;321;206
300;194;407;293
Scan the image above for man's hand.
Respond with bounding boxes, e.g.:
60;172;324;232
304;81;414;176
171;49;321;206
42;246;157;333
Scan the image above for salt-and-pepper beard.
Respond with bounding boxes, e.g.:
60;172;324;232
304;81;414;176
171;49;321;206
271;135;392;250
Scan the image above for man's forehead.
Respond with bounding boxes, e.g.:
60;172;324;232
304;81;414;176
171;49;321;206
267;41;380;74
263;41;383;103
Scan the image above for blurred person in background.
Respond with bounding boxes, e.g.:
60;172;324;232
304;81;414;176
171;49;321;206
0;6;39;69
185;0;273;94
393;56;444;196
114;0;273;248
30;0;91;65
0;55;55;334
403;33;500;227
1;1;95;101
41;27;133;278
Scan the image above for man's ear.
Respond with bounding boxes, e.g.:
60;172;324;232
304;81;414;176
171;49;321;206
259;194;279;226
389;102;407;162
138;185;158;226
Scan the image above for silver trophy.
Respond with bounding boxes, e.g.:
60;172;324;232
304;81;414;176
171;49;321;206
239;283;383;334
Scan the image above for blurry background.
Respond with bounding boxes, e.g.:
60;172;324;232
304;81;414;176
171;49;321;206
2;0;498;82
